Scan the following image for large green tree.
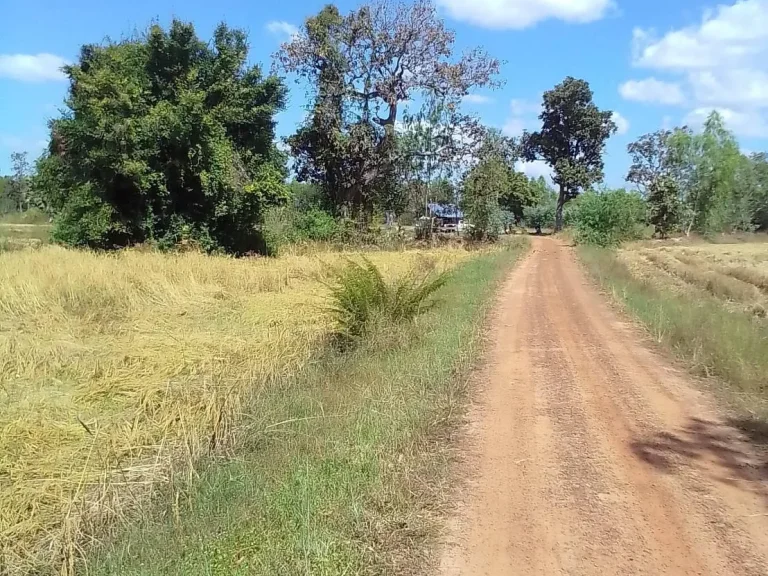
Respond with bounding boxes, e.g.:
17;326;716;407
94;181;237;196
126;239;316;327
667;112;752;235
522;77;616;231
277;0;499;219
35;20;287;252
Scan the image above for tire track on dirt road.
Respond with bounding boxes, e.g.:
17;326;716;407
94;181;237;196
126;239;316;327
439;236;768;576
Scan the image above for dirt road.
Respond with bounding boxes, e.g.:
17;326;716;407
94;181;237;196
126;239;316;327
440;237;768;576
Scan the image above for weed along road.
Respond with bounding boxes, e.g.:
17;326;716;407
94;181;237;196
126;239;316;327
440;236;768;576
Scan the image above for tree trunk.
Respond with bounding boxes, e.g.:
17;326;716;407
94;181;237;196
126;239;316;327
555;186;567;232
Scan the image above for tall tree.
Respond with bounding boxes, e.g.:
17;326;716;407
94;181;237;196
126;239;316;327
667;112;746;234
35;21;287;252
277;0;500;218
626;129;675;195
399;97;482;216
461;154;505;241
9;152;31;212
647;176;681;238
522;77;616;231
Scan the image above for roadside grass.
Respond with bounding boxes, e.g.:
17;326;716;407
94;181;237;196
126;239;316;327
0;245;475;575
580;246;768;420
83;238;529;575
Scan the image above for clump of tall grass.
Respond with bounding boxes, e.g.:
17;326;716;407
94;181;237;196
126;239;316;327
328;259;447;340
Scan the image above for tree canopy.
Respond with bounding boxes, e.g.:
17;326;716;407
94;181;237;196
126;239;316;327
523;77;616;231
277;0;500;219
35;20;288;252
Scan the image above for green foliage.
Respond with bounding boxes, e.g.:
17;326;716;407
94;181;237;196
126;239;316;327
261;205;339;255
572;189;647;246
328;259;447;339
523;202;556;231
35;20;287;253
462;155;506;241
279;1;499;218
647;176;681;238
523;77;616;230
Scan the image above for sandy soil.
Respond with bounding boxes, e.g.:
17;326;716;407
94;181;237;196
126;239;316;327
439;236;768;576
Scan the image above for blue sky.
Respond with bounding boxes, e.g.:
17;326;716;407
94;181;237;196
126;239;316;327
2;0;768;186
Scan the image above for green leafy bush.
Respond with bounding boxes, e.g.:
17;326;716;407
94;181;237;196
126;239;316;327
572;190;648;246
35;20;287;254
523;203;556;231
328;259;447;340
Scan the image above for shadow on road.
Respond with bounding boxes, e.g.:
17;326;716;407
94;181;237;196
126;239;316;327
631;417;768;497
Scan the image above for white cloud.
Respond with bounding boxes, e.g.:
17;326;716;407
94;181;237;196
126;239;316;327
632;1;768;70
628;0;768;139
502;98;540;137
515;160;554;182
619;78;685;105
266;21;299;39
0;53;67;82
684;107;768;138
611;111;630;135
462;94;493;105
436;0;613;29
688;68;768;108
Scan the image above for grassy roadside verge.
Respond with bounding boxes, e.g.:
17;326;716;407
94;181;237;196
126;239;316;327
84;239;528;575
579;246;768;420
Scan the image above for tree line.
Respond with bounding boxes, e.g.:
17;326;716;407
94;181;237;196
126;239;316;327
3;0;767;252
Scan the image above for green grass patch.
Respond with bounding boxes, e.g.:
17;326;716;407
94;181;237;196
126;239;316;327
83;239;529;575
580;246;768;418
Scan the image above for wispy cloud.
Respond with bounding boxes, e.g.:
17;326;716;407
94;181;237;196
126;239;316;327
266;21;299;39
0;53;67;82
462;94;493;105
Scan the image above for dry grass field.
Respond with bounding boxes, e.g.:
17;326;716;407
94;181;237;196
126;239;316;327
619;241;768;316
0;244;474;574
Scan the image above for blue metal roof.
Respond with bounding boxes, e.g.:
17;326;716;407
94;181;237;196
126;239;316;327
428;203;464;219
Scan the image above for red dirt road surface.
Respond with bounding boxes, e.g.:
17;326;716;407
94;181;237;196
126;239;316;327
440;237;768;576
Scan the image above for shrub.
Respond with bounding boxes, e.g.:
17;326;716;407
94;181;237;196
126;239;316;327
328;259;447;340
572;189;648;246
294;208;338;241
261;206;338;255
523;203;556;232
36;21;287;254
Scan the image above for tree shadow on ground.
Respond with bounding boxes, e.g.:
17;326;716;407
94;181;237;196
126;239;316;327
631;417;768;500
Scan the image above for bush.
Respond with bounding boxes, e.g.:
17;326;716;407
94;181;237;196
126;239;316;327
328;259;447;340
261;206;338;255
523;203;556;232
572;190;648;246
36;21;287;254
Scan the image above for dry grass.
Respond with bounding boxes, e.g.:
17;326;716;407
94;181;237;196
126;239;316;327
0;245;473;575
619;242;768;317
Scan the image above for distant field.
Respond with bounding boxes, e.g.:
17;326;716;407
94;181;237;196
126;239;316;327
619;240;768;317
0;212;51;249
0;245;474;574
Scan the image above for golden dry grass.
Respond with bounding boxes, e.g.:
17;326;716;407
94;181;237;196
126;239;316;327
0;245;473;574
619;241;768;316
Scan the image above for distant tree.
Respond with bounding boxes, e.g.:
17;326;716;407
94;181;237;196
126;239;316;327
667;112;745;235
523;77;616;231
35;20;287;252
647;176;681;238
399;97;482;215
626;129;675;195
499;170;539;222
751;152;768;230
8;152;31;211
462;155;505;241
277;0;500;219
